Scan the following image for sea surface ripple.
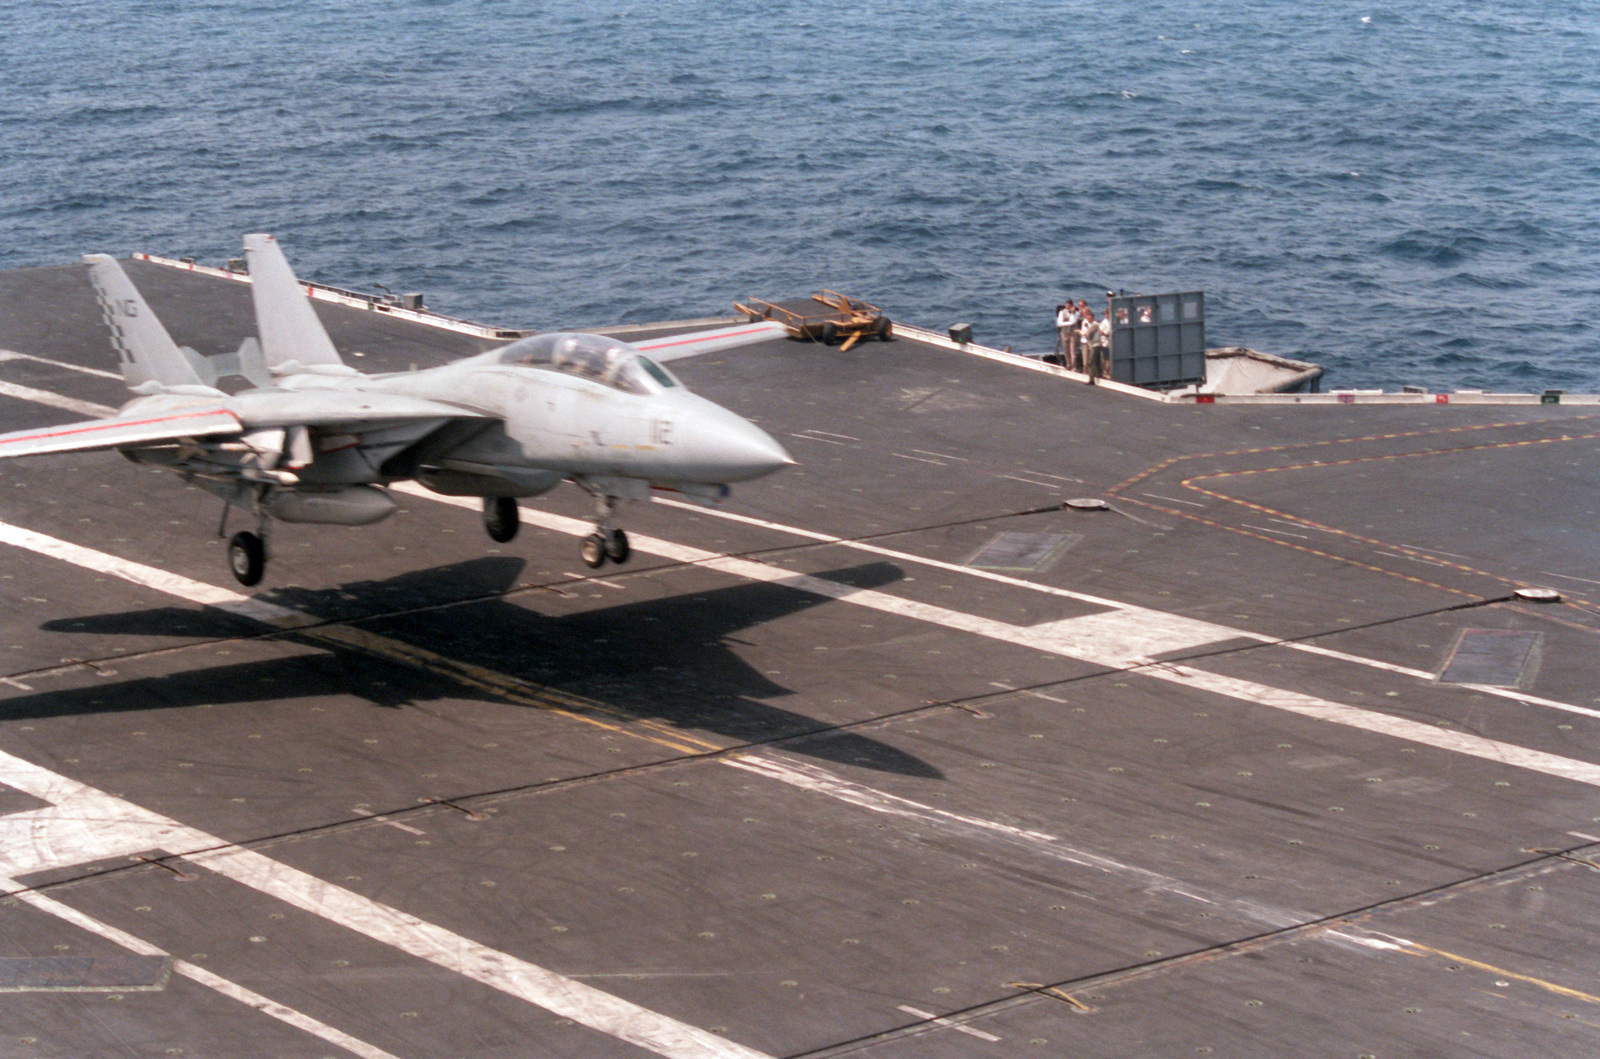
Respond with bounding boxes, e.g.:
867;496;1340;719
2;0;1596;392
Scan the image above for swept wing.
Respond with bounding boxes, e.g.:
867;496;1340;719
0;392;491;460
632;320;788;363
0;406;243;458
221;389;488;431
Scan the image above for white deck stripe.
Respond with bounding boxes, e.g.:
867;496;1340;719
726;754;1398;951
1150;664;1600;787
0;379;117;418
0;748;772;1059
1;878;404;1059
1021;609;1245;666
0;521;308;625
400;485;1199;657
0;525;774;1058
0;347;123;379
193;844;772;1059
1286;642;1600;721
649;495;1137;609
172;960;405;1059
398;489;1600;787
896;1005;1002;1042
0;516;1358;949
651;496;1600;720
11;481;1578;793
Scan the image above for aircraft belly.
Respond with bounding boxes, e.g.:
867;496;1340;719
416;463;563;497
296;447;385;485
415;422;562;497
433;420;533;465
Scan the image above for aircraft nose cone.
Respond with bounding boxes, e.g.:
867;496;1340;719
669;396;795;483
732;419;793;479
721;418;795;481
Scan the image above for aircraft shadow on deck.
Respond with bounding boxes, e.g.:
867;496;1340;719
20;557;941;779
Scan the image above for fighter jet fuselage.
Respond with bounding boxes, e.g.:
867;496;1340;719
0;235;794;584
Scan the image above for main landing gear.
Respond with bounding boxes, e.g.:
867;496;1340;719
228;530;266;586
482;496;519;543
219;497;269;586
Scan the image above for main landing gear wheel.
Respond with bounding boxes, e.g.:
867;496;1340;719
228;531;266;587
482;496;519;543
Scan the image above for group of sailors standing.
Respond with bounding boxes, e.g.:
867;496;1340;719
1055;299;1110;376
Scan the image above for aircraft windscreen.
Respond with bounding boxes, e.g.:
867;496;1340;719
496;333;670;395
636;356;677;389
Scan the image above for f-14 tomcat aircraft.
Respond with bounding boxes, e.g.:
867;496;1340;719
0;234;793;585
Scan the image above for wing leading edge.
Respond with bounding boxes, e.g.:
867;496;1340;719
0;406;243;458
632;320;789;363
0;391;494;460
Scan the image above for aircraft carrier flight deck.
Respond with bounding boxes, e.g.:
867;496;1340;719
2;257;1599;1058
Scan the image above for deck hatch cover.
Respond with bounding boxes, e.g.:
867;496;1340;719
0;955;170;992
966;531;1081;572
1439;629;1542;687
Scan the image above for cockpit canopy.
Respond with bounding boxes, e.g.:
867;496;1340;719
496;333;678;395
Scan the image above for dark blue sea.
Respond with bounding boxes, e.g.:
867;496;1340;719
3;1;1596;392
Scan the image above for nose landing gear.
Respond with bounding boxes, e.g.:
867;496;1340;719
581;493;632;568
582;527;629;568
482;483;636;570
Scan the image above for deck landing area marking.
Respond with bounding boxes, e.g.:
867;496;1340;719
1;877;406;1059
0;747;774;1059
6;359;1600;1053
0;521;1451;971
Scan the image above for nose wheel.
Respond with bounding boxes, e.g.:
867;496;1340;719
606;528;629;563
581;528;629;568
576;489;633;569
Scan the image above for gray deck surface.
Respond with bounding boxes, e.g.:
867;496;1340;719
2;259;1598;1058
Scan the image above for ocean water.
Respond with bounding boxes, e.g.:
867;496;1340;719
1;0;1596;392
